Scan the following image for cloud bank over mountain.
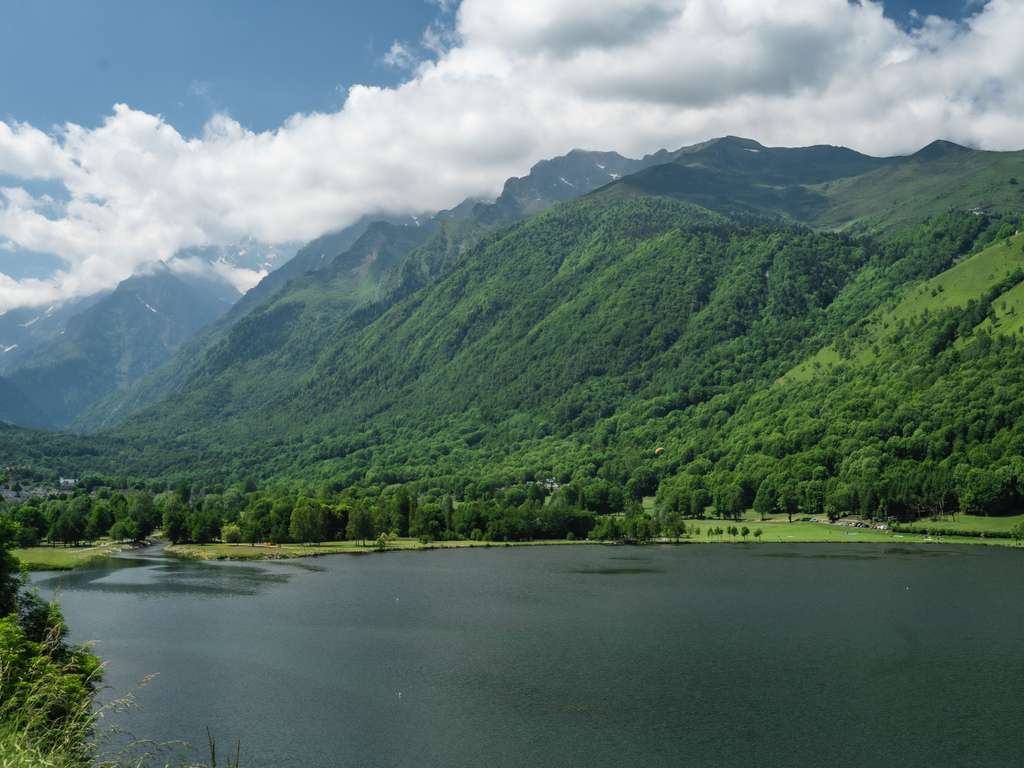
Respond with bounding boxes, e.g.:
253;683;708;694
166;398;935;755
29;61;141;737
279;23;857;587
0;0;1020;310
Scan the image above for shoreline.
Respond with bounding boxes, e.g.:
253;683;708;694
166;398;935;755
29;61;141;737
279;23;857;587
17;523;1021;570
163;531;1021;564
12;540;147;571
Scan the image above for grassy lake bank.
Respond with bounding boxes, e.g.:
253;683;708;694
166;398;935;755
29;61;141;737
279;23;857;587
166;513;1023;563
15;513;1021;569
12;540;136;571
164;537;587;561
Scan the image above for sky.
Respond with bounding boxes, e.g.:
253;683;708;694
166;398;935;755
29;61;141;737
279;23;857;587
0;0;1017;311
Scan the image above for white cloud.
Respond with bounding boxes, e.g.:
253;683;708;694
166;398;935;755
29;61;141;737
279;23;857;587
166;255;263;293
382;41;418;70
0;0;1022;311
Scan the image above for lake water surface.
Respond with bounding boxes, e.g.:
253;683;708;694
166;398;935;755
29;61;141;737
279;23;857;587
32;544;1024;768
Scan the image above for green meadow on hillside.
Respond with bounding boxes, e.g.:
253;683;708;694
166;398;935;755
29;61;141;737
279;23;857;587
787;232;1024;380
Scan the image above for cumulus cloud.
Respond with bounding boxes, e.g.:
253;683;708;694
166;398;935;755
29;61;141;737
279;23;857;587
0;0;1021;311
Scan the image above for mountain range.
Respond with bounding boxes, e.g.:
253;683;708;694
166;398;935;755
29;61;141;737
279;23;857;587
0;265;239;429
3;136;1023;517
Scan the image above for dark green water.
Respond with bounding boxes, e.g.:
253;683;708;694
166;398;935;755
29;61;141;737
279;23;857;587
32;544;1024;768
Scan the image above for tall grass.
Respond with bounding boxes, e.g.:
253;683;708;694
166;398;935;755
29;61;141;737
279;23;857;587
0;622;99;768
0;619;238;768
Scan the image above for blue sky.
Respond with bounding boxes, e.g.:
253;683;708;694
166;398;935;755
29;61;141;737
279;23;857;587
0;0;445;136
0;0;978;137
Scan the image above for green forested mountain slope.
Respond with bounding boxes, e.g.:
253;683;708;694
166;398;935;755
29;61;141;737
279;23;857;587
101;198;1016;491
3;139;1023;523
6;267;238;429
649;231;1024;519
88;136;1017;435
81;147;674;429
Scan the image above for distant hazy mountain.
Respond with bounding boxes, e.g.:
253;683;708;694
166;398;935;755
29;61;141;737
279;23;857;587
0;293;108;374
0;376;50;429
5;264;240;428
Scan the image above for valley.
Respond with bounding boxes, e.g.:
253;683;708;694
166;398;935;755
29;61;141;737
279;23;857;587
4;4;1024;767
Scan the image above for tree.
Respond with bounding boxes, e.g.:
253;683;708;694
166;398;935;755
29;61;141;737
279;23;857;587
13;505;46;548
241;498;273;545
689;488;711;518
754;528;763;542
753;478;777;521
0;517;19;615
777;486;799;523
269;500;293;544
441;495;455;532
346;505;374;545
109;517;140;542
956;466;1002;516
52;509;85;547
661;510;684;541
289;498;328;544
1012;521;1024;546
589;515;622;541
221;523;243;544
717;483;745;521
187;508;221;543
800;478;826;519
162;497;189;544
409;504;443;543
388;489;414;537
85;502;114;541
125;493;159;539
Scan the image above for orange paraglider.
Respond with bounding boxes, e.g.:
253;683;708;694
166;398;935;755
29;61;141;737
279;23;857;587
654;447;664;456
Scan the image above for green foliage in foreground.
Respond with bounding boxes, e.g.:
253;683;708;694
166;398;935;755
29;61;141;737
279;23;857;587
0;615;101;764
0;519;101;768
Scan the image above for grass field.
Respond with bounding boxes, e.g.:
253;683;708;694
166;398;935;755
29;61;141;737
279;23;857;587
12;541;128;571
896;513;1024;535
682;511;1021;546
785;233;1024;382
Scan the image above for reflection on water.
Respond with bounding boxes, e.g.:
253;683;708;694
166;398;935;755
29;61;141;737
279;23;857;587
756;545;975;561
33;550;293;598
567;566;664;575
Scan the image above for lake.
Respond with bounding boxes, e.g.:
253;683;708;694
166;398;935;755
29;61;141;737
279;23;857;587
32;543;1024;767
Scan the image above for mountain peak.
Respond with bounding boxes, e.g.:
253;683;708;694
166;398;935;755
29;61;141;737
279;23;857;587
715;135;765;149
675;136;764;156
912;139;972;159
